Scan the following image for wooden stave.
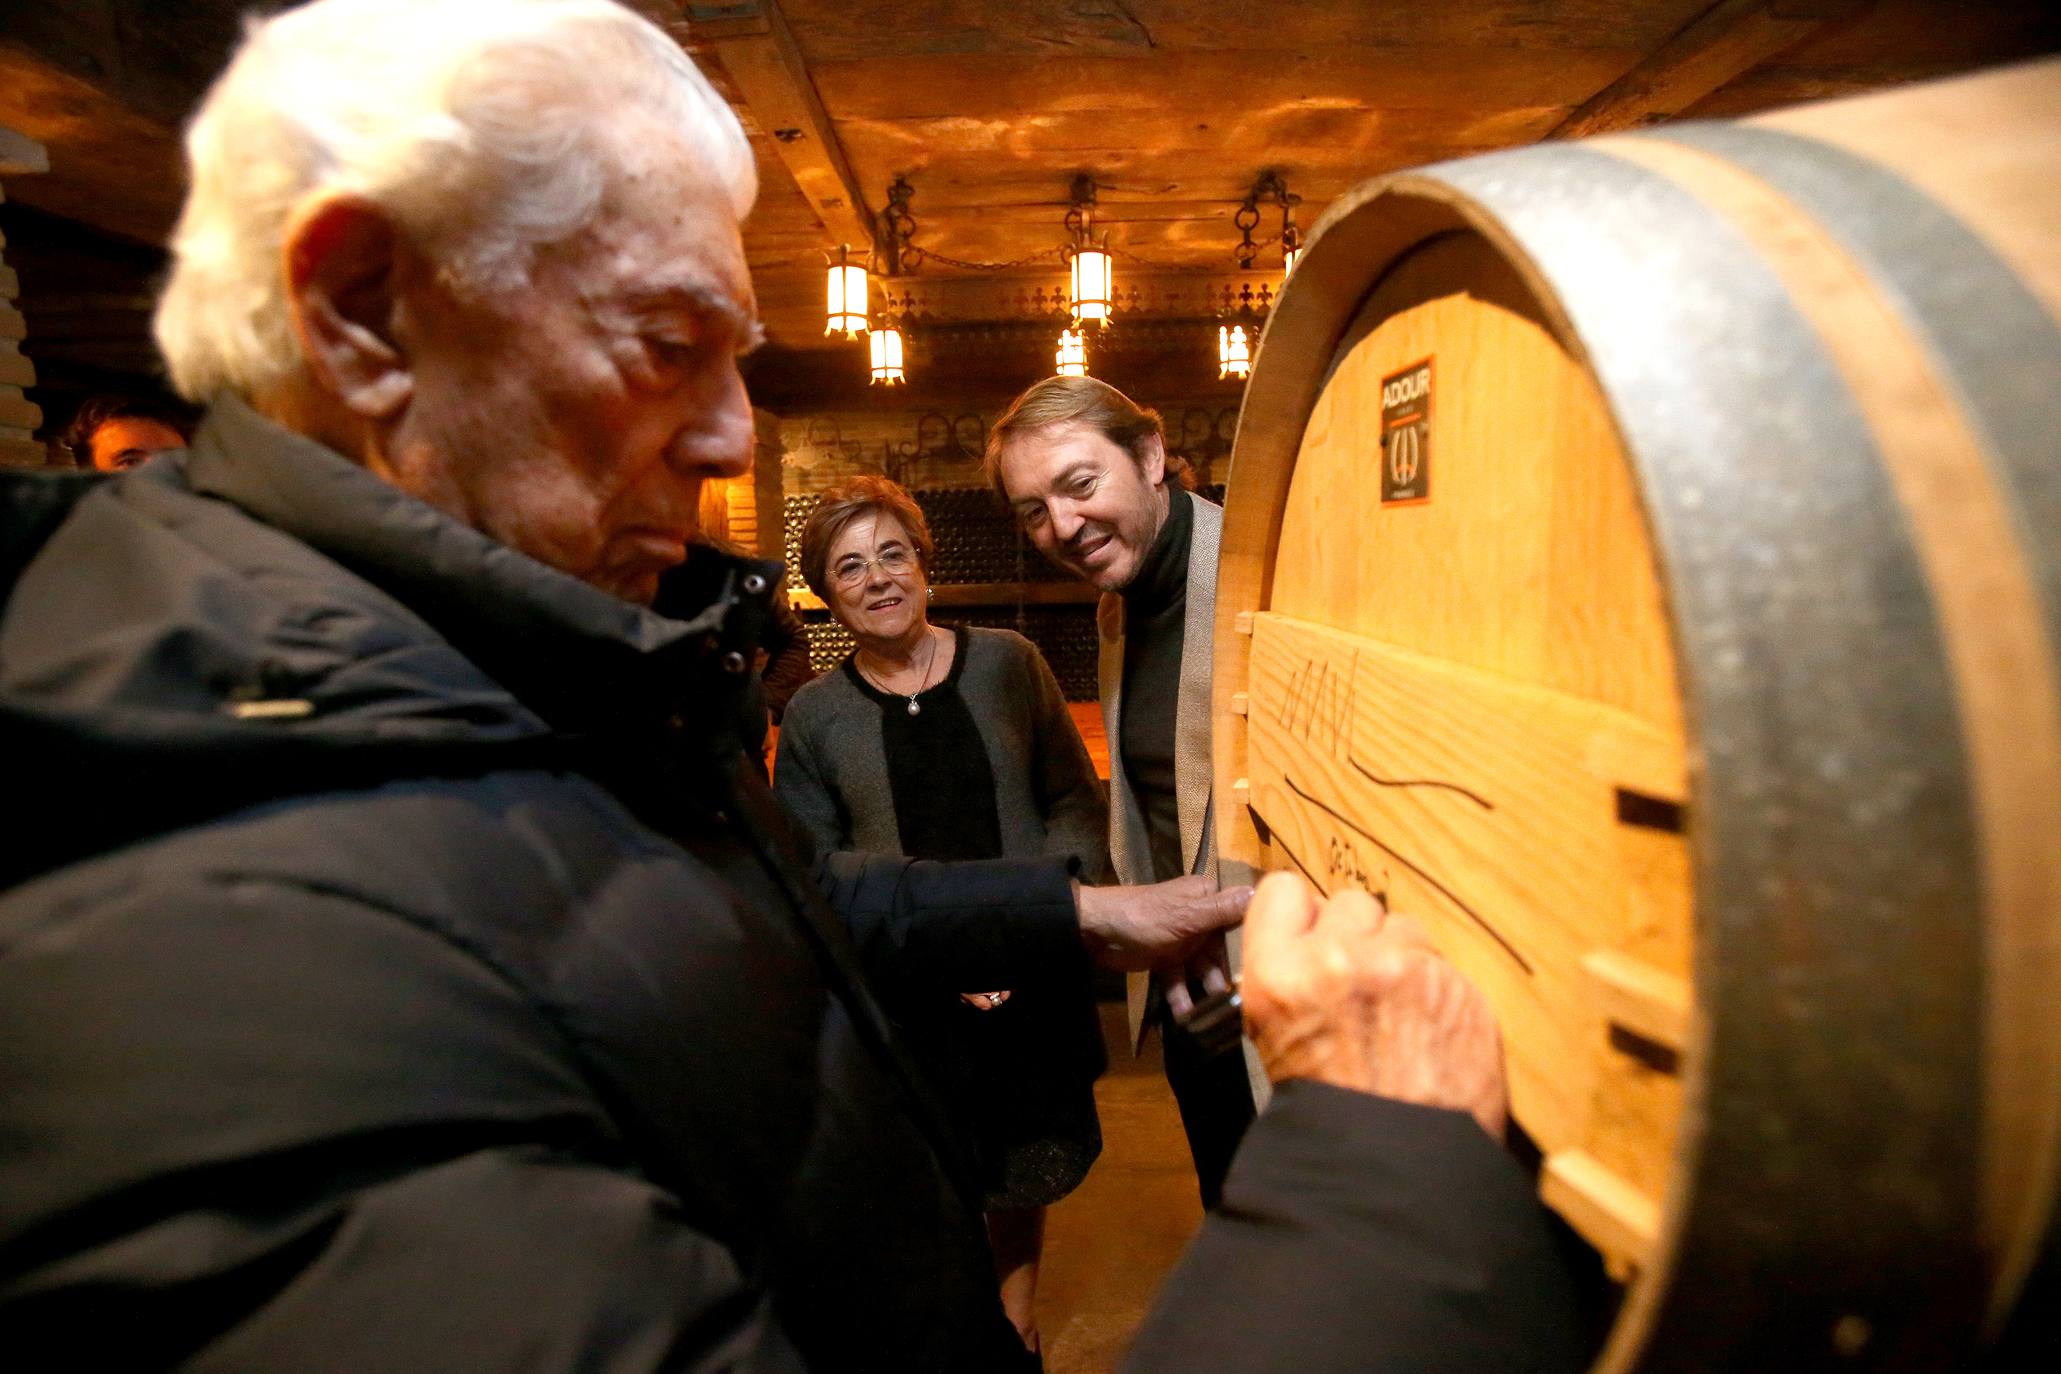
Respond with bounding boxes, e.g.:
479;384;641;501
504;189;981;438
1642;113;2061;1357
1716;73;2061;1362
1214;64;2061;1374
1617;107;2061;1367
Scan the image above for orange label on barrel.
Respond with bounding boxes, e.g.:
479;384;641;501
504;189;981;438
1380;357;1433;505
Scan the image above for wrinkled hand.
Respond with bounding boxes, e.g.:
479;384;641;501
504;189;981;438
1075;875;1253;973
1242;873;1508;1141
960;990;1011;1010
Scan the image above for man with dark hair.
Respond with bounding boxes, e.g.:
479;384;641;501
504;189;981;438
60;394;195;471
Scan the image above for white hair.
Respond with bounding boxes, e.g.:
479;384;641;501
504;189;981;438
154;0;757;401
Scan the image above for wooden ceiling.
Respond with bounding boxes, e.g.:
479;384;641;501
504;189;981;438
1;0;2056;410
685;0;2060;351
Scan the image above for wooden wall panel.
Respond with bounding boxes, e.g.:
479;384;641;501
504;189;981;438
0;144;52;468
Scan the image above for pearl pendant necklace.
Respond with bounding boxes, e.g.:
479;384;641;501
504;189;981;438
861;627;941;716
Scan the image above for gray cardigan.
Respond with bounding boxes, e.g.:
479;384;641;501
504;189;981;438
775;626;1109;880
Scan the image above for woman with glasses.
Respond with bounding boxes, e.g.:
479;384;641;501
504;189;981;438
776;475;1108;1358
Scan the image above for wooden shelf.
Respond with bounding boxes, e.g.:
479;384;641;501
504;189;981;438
791;581;1100;611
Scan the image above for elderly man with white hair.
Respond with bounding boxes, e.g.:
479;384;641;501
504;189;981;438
0;2;1586;1371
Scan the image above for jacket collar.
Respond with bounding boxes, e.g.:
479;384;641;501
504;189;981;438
183;396;780;738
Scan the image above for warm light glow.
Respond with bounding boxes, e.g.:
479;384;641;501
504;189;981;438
868;325;905;385
1218;324;1251;380
1055;328;1088;378
826;255;869;336
1069;246;1112;324
1283;243;1303;276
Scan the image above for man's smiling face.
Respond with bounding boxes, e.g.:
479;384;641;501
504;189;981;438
994;421;1168;593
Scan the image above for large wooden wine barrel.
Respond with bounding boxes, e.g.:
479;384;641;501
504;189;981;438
1214;60;2061;1372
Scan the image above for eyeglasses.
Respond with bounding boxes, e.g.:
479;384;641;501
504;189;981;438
831;547;917;588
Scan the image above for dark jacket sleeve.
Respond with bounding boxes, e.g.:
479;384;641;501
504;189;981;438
754;741;1087;997
1127;1081;1589;1374
813;849;1087;995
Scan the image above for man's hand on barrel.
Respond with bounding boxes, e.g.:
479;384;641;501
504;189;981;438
1243;872;1509;1141
1075;875;1254;973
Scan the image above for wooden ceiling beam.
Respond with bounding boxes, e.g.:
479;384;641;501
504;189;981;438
0;48;185;246
1548;0;1872;140
690;1;876;253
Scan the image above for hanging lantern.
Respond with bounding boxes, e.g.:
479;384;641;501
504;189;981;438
1055;328;1088;378
825;244;868;337
1218;324;1251;380
868;324;905;385
1064;176;1113;326
1068;244;1113;325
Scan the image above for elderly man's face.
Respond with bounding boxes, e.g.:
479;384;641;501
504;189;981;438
391;159;759;605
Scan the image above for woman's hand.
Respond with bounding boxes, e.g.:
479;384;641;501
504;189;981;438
960;990;1013;1010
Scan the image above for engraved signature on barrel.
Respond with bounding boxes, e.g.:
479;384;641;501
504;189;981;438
1256;647;1535;977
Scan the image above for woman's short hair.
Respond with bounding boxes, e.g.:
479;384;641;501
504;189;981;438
797;476;936;603
153;0;755;402
983;376;1186;499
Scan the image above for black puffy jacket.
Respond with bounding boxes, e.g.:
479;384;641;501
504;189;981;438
0;400;1081;1371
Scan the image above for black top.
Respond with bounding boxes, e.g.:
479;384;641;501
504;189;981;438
837;625;1100;1208
841;626;1004;863
1120;484;1193;882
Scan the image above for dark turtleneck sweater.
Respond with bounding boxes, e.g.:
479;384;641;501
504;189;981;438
1119;484;1193;883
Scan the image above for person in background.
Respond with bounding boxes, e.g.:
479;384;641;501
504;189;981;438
61;394;195;471
759;572;815;723
776;475;1108;1356
986;375;1261;1210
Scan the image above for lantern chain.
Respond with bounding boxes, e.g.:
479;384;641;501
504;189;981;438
900;244;1070;273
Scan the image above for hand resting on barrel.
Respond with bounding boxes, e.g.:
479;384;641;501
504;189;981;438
1242;872;1509;1141
1074;875;1254;973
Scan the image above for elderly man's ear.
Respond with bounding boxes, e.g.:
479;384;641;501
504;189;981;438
282;198;415;419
